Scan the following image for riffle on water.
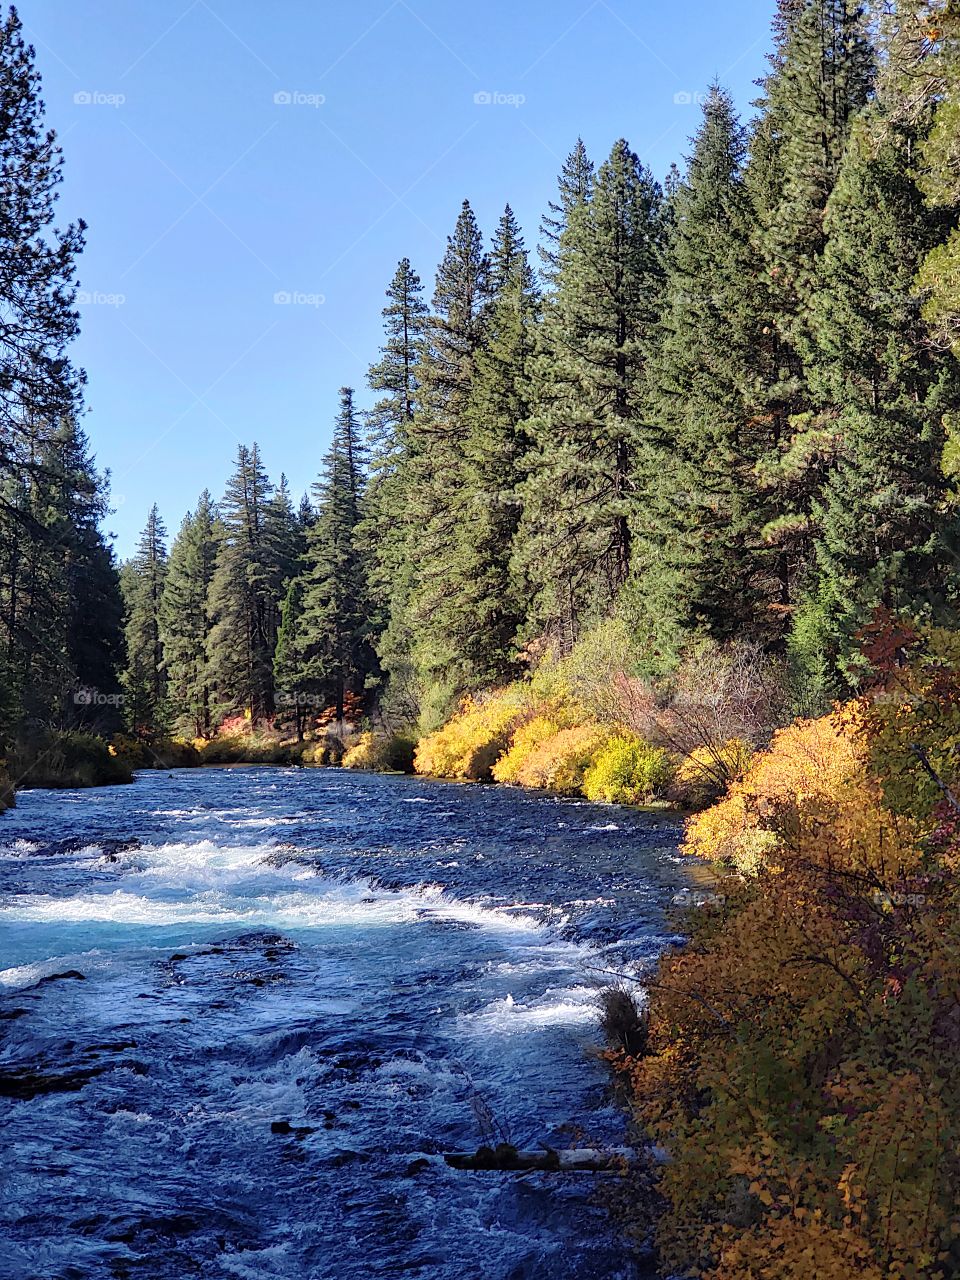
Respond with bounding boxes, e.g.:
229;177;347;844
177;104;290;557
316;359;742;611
0;766;693;1280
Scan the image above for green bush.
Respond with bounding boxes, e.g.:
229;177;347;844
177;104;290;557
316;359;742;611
342;731;416;772
582;734;675;805
11;732;133;790
198;734;315;766
112;735;202;769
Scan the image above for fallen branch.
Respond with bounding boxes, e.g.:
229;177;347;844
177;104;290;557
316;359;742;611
444;1144;636;1172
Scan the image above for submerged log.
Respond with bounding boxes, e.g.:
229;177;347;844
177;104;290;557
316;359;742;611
444;1144;636;1172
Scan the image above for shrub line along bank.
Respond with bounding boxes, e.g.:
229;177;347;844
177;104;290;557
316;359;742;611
355;632;960;1279
6;631;958;1278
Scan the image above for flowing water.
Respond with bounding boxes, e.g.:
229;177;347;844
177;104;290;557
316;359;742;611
0;766;695;1280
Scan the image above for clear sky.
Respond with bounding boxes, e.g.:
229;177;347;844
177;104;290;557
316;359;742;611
25;0;775;557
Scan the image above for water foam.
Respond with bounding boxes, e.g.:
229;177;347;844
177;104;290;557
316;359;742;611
0;839;548;938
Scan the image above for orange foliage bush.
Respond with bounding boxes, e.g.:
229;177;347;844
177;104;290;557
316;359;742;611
616;642;960;1280
683;709;921;879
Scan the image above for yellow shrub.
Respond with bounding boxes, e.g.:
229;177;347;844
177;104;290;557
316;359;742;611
492;716;560;784
511;724;611;793
342;731;415;773
582;734;675;805
414;691;525;781
674;738;753;809
683;709;921;878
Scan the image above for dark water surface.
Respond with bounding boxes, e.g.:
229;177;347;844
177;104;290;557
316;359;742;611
0;766;693;1279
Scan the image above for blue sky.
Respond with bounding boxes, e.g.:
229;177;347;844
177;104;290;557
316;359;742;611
26;0;774;556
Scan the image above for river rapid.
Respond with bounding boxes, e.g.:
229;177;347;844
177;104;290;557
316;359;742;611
0;766;695;1280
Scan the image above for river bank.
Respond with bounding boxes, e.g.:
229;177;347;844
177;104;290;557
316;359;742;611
603;630;960;1279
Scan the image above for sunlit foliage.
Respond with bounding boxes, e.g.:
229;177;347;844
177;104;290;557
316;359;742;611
615;627;960;1279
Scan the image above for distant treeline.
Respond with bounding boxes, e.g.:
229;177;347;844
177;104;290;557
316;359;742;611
3;1;960;751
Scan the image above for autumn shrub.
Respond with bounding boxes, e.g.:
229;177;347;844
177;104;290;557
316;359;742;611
682;709;921;878
492;715;562;784
299;732;354;766
672;738;753;809
414;690;527;781
582;734;675;805
509;723;612;793
197;734;314;766
613;628;960;1280
342;730;416;773
113;735;201;769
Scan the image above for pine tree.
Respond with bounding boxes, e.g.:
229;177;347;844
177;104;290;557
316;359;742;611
262;471;303;649
405;201;491;714
206;444;278;722
636;87;775;663
802;106;960;681
759;0;875;356
746;0;876;605
367;257;428;443
419;199;489;419
916;3;960;359
297;492;315;531
0;8;86;487
363;258;428;717
274;576;308;739
160;491;218;738
296;388;373;720
538;137;594;286
518;139;664;646
51;419;124;730
0;420;73;726
0;416;122;732
0;9;89;741
450;204;539;687
122;505;168;737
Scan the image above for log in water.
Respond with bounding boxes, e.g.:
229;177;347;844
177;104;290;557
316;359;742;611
0;766;692;1279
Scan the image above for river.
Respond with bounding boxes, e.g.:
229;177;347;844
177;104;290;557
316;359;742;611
0;765;694;1280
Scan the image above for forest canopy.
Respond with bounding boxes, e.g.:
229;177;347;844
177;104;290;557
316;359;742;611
2;0;960;760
